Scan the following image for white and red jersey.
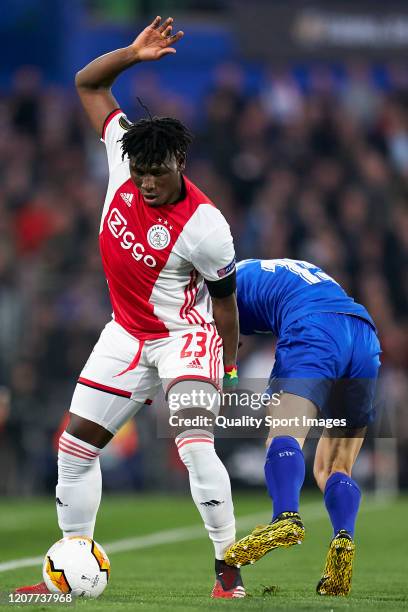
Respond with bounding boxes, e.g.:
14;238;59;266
99;110;236;341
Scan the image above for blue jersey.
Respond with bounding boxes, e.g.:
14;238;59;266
236;258;375;337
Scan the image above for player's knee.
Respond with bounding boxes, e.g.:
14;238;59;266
67;414;112;448
168;380;220;444
175;429;216;460
175;430;217;478
58;431;101;482
168;379;221;416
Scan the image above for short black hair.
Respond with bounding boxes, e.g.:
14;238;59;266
120;116;193;167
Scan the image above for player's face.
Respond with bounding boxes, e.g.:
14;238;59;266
129;154;183;206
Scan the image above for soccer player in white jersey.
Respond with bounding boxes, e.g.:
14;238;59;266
16;17;245;599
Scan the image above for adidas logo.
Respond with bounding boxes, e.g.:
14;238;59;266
200;499;224;507
120;192;134;207
186;358;202;368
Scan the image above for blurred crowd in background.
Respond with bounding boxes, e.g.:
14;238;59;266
0;57;407;495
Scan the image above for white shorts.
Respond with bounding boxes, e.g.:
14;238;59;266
69;320;223;434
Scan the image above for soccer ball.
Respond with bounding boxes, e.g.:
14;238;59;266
43;536;110;598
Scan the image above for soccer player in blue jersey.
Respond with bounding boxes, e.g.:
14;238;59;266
224;258;381;596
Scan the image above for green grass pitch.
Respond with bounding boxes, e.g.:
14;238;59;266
0;493;406;611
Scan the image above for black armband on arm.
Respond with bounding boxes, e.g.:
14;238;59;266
205;271;236;298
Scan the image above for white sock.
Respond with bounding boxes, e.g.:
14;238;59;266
56;431;102;538
176;434;236;559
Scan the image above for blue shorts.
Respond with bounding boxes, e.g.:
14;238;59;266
267;313;381;428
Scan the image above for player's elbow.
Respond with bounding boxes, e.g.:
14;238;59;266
75;69;105;91
75;69;86;89
75;70;95;91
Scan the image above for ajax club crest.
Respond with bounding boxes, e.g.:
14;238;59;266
147;224;171;250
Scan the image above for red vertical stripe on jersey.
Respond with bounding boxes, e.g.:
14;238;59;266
180;274;192;323
208;327;215;382
188;270;206;325
207;325;218;383
180;270;197;324
215;338;223;384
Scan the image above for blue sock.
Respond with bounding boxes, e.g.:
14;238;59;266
324;472;361;539
264;436;305;520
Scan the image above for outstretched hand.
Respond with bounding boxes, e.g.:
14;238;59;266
131;16;184;62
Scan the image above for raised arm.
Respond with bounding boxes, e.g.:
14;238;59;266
75;16;184;136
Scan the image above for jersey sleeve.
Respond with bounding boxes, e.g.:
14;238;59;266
100;109;130;172
189;206;236;282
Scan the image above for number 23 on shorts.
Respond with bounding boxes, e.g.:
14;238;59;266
180;332;207;358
